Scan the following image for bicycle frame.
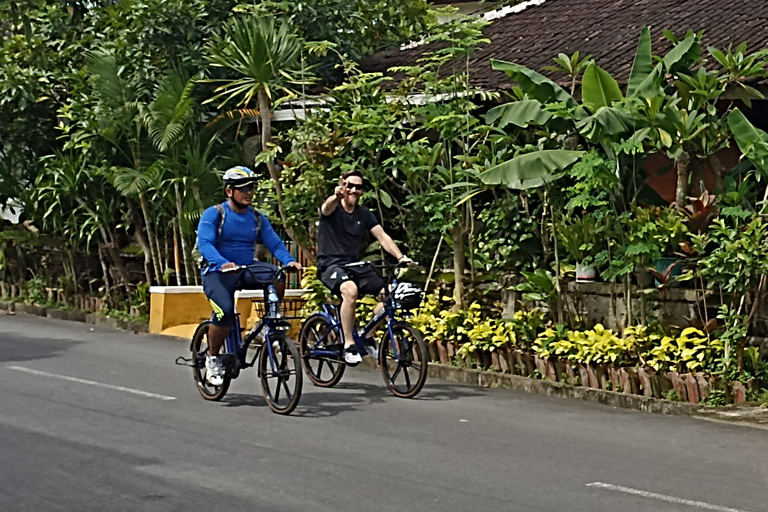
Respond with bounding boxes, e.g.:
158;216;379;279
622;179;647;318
308;262;404;360
218;267;293;377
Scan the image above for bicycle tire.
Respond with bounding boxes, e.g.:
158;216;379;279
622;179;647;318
259;333;303;415
191;321;231;401
298;313;346;387
379;322;428;398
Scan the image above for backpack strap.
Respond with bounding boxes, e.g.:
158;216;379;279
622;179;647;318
214;203;226;239
252;208;263;240
210;203;264;262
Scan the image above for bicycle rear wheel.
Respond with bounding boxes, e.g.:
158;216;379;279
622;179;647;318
299;314;346;387
191;322;231;401
379;322;428;398
259;333;303;415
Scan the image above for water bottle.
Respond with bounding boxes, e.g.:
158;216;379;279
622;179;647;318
266;285;281;318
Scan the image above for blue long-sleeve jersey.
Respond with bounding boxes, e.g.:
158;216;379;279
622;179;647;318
197;202;295;274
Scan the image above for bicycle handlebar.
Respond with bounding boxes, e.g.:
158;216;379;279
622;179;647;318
221;263;302;283
343;259;419;269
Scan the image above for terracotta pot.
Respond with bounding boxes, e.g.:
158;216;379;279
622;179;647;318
474;349;491;369
731;381;747;403
608;367;622;392
585;364;600;388
523;351;536;376
491;350;502;372
565;362;580;385
620;368;640;395
665;371;688;402
694;373;709;402
681;373;700;403
544;357;558;381
437;341;449;365
497;347;511;373
553;359;568;383
427;342;439;363
578;364;590;388
513;350;528;376
594;364;609;390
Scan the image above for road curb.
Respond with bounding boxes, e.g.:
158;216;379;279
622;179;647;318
5;301;149;334
0;306;725;419
361;358;701;416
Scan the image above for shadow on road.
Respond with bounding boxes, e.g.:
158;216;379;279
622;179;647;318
0;334;80;364
218;380;486;418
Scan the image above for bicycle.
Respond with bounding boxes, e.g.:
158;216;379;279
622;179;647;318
298;260;428;398
179;265;303;415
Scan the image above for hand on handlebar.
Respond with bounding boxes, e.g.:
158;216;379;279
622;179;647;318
398;255;415;267
285;261;302;271
221;262;238;272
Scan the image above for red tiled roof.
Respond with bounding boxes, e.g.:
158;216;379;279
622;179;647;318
362;0;768;90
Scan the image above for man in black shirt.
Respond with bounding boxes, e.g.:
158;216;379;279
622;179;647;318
317;170;411;364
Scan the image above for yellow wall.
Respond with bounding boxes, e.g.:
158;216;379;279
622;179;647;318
150;289;306;339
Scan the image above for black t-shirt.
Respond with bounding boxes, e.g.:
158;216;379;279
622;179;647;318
317;203;379;269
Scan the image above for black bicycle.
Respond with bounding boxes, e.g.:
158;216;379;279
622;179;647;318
182;265;303;415
298;260;428;398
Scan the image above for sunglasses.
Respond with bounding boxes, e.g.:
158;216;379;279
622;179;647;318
344;182;364;191
234;184;255;193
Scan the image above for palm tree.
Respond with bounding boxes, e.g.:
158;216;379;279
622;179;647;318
205;17;313;249
86;49;161;285
142;70;236;284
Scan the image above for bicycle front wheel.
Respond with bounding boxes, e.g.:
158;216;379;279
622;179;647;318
299;313;346;387
259;333;303;415
379;322;428;398
191;322;231;401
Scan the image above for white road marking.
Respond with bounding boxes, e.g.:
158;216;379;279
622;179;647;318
586;482;751;512
7;365;177;401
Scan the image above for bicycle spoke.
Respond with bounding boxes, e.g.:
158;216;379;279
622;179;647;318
403;366;411;388
391;363;403;383
281;379;292;401
310;327;322;346
273;378;281;403
317;359;326;378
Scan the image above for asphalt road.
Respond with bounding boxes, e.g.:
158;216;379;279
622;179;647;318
1;314;767;512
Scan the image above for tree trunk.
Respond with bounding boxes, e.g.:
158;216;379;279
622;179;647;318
450;225;466;312
550;202;565;325
706;153;725;193
127;198;153;285
675;151;691;204
97;243;111;292
173;220;181;286
139;192;163;283
258;89;313;259
174;182;194;285
155;220;166;283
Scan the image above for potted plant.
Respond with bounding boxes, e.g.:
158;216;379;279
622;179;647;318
625;206;689;285
558;213;598;282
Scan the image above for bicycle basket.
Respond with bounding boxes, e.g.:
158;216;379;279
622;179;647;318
393;282;424;310
253;297;305;320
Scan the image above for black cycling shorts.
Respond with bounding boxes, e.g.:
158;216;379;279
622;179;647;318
202;262;281;327
319;263;385;297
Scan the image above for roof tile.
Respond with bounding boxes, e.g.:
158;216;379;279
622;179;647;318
362;0;768;89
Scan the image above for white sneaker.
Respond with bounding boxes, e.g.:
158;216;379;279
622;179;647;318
364;338;378;359
205;355;224;386
344;345;362;365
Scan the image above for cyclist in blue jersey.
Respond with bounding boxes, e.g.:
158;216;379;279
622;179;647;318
197;166;301;385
